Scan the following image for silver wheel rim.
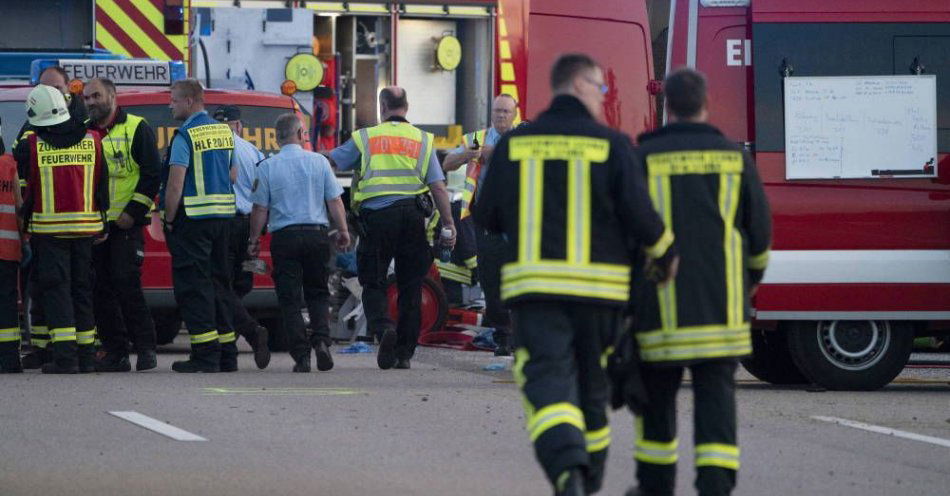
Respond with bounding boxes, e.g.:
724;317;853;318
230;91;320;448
817;320;890;371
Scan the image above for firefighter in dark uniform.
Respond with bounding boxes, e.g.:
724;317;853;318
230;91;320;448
328;87;456;370
15;85;109;374
160;79;237;373
625;68;772;496
472;54;677;496
83;78;162;372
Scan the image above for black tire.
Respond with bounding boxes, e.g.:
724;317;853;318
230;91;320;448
741;329;808;385
260;316;290;352
786;320;913;391
152;309;183;345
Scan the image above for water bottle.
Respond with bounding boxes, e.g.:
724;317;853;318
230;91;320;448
439;227;453;263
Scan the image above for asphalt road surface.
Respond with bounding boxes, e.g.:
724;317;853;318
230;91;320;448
1;343;947;496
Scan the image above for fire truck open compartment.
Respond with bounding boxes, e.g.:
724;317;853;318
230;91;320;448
326;9;494;146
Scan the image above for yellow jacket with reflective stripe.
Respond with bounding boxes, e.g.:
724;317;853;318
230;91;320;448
351;120;433;209
470;95;672;307
97;110;161;224
631;122;772;365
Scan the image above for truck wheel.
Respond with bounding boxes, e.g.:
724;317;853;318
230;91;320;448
260;316;290;352
152;309;182;345
741;329;808;385
786;320;913;391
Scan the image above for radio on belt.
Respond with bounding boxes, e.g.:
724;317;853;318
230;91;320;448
30;59;186;86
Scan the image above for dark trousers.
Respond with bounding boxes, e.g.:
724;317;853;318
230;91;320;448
635;360;739;496
93;225;156;354
227;214;257;336
165;216;235;360
26;250;48;349
357;201;432;360
511;301;619;492
475;228;510;346
31;236;95;348
270;227;331;362
437;201;477;304
0;260;19;356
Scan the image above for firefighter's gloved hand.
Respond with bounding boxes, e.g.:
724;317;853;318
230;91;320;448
749;269;765;286
645;243;679;286
606;323;649;414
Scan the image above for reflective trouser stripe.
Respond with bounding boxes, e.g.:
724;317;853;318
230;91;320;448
635;416;678;464
0;327;20;343
76;329;96;345
50;327;77;342
190;330;219;345
527;402;586;442
696;443;740;470
585;426;611;453
435;260;472;284
31;326;49;348
218;332;236;344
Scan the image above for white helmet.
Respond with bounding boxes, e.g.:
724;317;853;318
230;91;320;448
26;84;70;127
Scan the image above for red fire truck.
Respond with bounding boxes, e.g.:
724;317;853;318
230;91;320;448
655;0;950;389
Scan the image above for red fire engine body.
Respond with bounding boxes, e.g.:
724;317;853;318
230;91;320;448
661;0;949;389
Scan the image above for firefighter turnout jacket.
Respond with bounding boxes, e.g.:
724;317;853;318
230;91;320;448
93;109;161;224
631;122;772;365
15;124;108;237
160;113;235;219
472;95;674;307
350;121;434;209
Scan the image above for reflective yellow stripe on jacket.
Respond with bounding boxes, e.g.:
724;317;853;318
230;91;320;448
351;122;433;209
641;150;751;363
103;114;152;221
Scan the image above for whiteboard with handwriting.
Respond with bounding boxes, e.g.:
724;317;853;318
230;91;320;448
783;75;937;179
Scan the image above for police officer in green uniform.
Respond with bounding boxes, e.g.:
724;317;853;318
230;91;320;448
160;79;238;373
329;87;455;370
83;77;161;372
472;54;677;496
625;68;772;496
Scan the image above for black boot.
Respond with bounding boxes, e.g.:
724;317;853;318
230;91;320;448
172;342;220;373
42;341;79;374
95;352;132;372
77;344;97;373
220;342;239;372
249;325;270;369
293;353;311;373
377;328;397;370
554;468;586;496
0;343;23;373
314;340;333;372
21;348;51;369
493;331;511;357
136;350;157;371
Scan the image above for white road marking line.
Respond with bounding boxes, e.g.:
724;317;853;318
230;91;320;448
109;411;207;442
812;416;950;449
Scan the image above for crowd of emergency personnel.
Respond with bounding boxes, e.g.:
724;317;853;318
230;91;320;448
0;53;771;496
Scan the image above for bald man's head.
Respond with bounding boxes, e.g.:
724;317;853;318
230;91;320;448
491;94;518;133
379;86;408;119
